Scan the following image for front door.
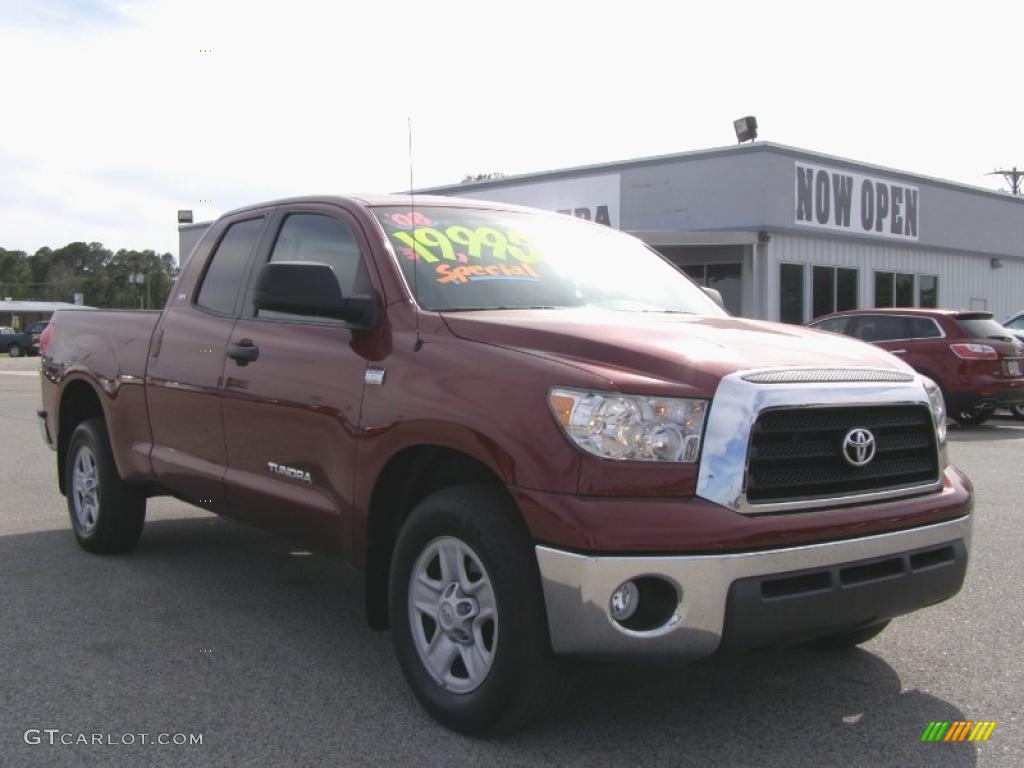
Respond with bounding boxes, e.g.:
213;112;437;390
219;204;383;556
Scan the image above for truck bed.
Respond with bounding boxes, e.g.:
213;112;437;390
40;309;163;487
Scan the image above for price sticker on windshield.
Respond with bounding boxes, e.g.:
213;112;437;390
390;226;540;266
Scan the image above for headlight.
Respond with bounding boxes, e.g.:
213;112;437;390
922;377;947;445
548;388;708;462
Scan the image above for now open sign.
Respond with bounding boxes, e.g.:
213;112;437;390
794;162;919;241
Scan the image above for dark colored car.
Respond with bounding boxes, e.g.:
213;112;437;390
809;309;1024;425
0;326;33;357
38;195;972;735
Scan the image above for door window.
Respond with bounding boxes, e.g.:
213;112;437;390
258;214;372;323
850;315;911;342
196;218;265;315
809;316;852;335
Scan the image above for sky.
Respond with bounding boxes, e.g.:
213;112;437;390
1;0;1022;256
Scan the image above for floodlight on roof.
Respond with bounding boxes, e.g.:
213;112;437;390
733;116;758;144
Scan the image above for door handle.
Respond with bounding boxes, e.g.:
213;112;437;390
889;349;907;354
226;339;259;365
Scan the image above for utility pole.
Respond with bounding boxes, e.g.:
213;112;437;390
988;167;1024;195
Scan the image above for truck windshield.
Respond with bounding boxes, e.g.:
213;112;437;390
371;205;725;315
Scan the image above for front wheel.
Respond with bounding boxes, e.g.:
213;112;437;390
1010;404;1024;421
66;418;146;554
388;486;566;736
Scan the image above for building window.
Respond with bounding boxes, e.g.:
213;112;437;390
680;263;742;315
895;273;914;306
779;263;805;324
811;266;858;319
918;274;938;308
875;271;939;308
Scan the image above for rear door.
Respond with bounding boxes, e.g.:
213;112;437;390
146;213;268;505
896;316;947;375
219;203;383;556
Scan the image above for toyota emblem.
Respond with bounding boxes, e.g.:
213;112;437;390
842;427;876;467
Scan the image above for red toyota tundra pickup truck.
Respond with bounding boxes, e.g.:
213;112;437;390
38;195;972;735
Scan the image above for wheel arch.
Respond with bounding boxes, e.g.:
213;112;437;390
56;378;106;495
363;444;513;630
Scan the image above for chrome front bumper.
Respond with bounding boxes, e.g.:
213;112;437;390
536;512;971;658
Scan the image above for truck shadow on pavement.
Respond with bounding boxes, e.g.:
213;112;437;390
0;516;978;768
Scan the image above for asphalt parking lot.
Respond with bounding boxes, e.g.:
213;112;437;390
0;354;1021;768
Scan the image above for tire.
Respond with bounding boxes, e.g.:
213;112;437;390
388;485;566;736
808;620;891;650
1010;405;1024;421
952;407;990;426
65;417;146;554
7;343;21;357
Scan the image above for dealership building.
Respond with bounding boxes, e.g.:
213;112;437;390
178;142;1024;323
418;142;1024;323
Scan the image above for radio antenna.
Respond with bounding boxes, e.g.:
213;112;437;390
408;117;423;351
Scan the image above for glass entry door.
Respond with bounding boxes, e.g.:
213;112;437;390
681;263;742;315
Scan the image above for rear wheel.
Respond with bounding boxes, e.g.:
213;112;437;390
388;485;565;736
808;620;891;650
1010;404;1024;421
7;343;21;357
952;407;990;426
65;418;146;554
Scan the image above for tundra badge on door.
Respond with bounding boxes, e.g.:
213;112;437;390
267;462;313;484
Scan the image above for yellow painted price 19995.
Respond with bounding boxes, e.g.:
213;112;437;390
391;226;540;265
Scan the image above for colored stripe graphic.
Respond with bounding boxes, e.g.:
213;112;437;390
969;722;997;742
945;721;971;741
921;720;996;742
921;721;950;741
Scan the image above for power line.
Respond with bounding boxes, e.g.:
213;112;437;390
987;167;1024;195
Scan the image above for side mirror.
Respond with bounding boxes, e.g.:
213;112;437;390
702;286;725;309
253;261;376;327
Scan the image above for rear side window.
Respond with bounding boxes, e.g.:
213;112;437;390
810;317;851;335
849;315;911;342
257;214;371;322
907;317;942;339
957;316;1016;341
196;218;264;315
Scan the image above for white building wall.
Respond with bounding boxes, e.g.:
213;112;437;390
766;233;1024;322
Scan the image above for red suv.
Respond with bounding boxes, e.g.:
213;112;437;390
809;309;1024;425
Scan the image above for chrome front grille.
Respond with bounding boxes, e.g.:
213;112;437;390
745;405;940;504
696;369;944;514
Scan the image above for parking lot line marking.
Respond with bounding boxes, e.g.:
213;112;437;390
0;371;37;376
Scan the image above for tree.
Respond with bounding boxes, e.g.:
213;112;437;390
0;242;180;308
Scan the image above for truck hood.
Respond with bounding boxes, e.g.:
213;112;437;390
440;308;911;396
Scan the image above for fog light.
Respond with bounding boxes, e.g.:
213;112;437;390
610;580;639;621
